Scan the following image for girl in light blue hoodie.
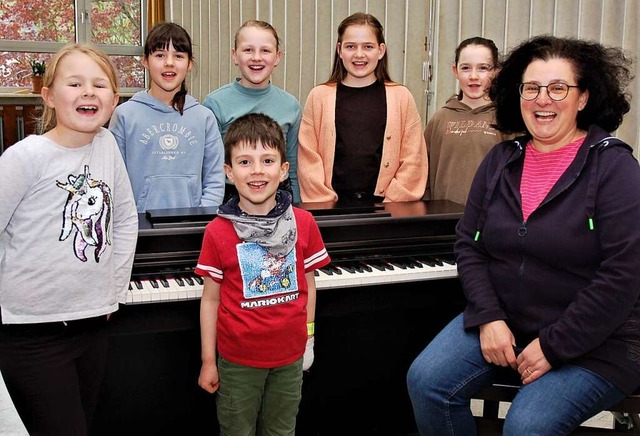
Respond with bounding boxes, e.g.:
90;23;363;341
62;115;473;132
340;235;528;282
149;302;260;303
110;22;225;212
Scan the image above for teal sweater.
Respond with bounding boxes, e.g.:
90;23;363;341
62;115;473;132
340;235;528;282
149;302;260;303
203;79;302;202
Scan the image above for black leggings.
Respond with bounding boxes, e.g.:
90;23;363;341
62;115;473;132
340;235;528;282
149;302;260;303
0;316;108;436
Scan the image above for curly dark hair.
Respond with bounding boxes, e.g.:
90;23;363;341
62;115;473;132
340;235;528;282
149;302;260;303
490;35;632;134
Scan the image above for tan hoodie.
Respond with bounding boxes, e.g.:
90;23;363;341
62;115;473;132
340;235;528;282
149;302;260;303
424;95;511;205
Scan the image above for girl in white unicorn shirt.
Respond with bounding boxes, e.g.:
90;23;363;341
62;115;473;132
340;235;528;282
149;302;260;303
0;44;138;435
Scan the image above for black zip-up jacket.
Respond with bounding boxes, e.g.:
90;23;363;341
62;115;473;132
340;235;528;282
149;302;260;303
455;124;640;394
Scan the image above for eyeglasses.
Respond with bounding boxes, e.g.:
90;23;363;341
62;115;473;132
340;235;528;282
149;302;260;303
519;81;580;101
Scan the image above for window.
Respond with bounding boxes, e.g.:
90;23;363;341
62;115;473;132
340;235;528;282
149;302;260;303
0;0;145;91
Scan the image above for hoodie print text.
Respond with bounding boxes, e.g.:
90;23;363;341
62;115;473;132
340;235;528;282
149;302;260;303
445;119;499;137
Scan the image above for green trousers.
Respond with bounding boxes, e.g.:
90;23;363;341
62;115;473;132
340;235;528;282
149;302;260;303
216;356;303;436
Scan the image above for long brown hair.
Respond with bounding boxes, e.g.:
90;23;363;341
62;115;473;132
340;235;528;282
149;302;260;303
454;37;499;100
325;12;392;85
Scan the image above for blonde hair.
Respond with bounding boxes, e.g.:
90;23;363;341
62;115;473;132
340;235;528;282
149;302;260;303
234;20;280;51
39;44;119;133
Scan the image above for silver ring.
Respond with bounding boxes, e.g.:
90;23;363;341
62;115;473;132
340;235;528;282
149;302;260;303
525;367;533;375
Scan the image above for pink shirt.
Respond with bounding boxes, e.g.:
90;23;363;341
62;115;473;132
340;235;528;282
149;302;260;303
521;138;584;221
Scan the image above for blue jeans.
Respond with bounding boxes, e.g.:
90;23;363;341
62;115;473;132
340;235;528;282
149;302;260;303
406;313;625;435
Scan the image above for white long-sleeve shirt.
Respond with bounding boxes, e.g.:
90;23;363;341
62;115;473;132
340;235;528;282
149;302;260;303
0;128;138;324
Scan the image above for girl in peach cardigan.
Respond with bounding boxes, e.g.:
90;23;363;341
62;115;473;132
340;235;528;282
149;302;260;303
297;12;427;203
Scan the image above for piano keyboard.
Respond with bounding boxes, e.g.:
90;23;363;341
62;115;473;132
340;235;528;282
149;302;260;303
314;255;457;290
125;255;458;304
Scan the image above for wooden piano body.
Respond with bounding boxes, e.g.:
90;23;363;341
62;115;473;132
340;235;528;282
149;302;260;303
91;200;466;436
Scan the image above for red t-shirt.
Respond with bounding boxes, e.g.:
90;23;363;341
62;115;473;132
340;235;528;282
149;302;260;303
195;207;331;368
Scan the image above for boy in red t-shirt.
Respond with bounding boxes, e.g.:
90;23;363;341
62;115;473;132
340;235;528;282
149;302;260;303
195;113;330;435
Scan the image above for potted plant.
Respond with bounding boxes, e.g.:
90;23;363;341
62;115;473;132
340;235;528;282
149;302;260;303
28;59;46;94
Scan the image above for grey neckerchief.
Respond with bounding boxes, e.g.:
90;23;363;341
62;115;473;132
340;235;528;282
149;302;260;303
216;190;298;258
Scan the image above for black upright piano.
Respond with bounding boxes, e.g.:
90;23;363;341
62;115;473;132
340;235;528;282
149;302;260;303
92;200;466;436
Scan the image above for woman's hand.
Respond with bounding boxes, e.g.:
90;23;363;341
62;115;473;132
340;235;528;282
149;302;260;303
517;338;552;384
479;320;517;369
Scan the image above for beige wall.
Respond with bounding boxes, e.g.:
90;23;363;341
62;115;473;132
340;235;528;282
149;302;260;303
169;0;638;152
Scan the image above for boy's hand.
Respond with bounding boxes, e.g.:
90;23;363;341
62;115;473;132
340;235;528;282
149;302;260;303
303;336;315;371
198;362;220;394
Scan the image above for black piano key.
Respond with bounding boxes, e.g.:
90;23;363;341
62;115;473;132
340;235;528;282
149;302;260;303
360;262;373;273
319;266;334;275
160;277;169;287
349;261;370;273
431;256;444;266
379;261;395;271
128;283;133;291
322;264;342;275
405;258;422;268
340;264;357;274
194;276;203;285
437;255;456;265
368;260;388;271
388;260;407;270
184;275;195;286
175;276;184;286
417;256;436;267
149;278;159;289
398;257;416;269
134;280;143;290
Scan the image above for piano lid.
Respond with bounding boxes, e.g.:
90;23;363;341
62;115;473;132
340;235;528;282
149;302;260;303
144;206;218;229
297;199;464;223
134;200;465;263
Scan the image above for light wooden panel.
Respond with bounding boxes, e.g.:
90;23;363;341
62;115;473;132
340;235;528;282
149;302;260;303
166;0;427;112
166;0;638;150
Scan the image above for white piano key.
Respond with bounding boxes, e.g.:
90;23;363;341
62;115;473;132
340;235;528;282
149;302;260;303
145;279;163;302
128;282;144;304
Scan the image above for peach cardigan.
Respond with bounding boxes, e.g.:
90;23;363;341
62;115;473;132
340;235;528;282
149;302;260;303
297;82;428;202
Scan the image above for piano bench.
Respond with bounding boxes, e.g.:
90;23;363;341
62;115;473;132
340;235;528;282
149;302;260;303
473;383;640;435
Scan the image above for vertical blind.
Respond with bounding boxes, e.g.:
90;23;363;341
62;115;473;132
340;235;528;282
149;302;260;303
167;0;638;152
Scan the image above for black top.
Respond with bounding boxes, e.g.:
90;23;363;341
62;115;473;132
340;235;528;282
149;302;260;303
333;80;386;201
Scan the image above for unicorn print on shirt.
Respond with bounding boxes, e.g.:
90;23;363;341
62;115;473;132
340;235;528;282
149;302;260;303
56;165;113;262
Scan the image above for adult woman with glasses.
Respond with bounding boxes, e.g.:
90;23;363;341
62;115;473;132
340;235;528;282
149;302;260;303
407;35;640;435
